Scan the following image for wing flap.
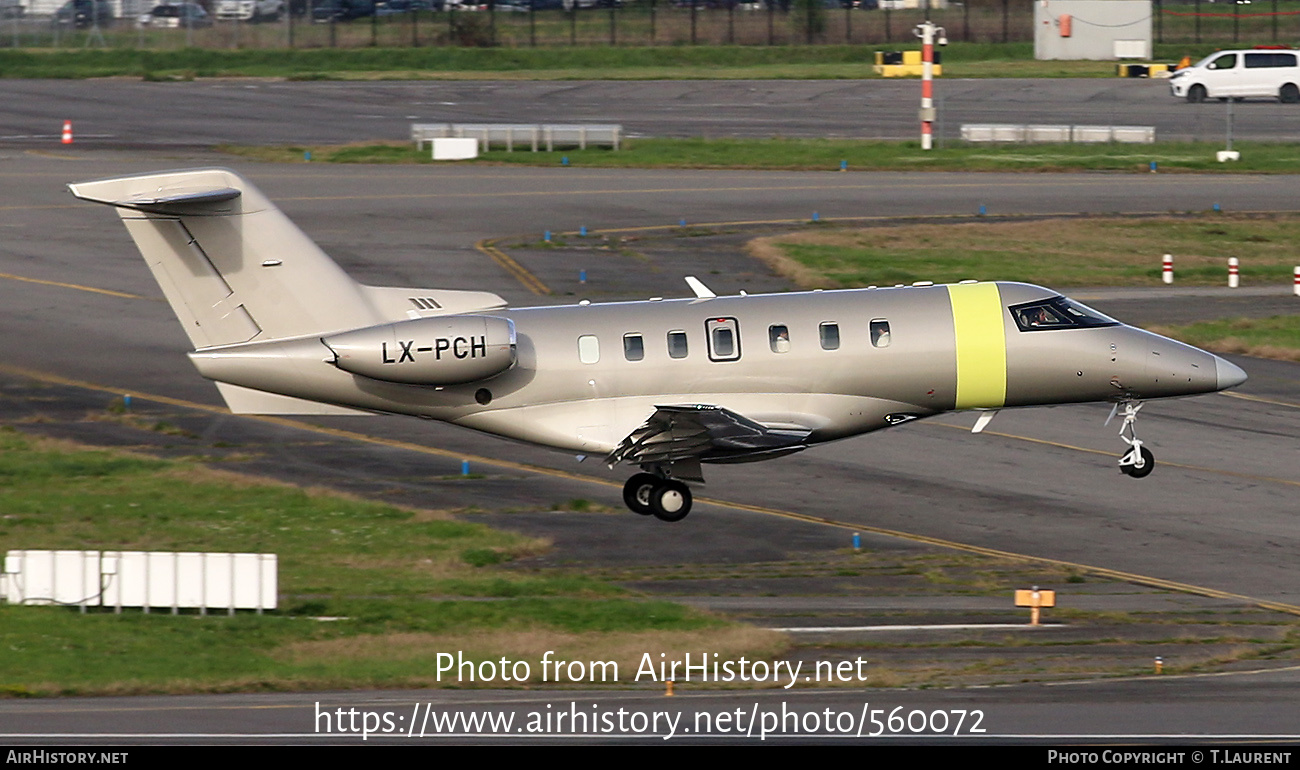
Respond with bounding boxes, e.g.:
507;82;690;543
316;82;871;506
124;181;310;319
606;404;811;467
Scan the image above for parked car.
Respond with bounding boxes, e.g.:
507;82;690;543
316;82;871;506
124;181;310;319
312;0;375;21
139;3;212;26
375;0;438;15
52;0;114;28
1169;47;1300;103
214;0;284;21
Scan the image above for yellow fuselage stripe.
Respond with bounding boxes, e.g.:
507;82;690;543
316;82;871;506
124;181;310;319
949;283;1008;409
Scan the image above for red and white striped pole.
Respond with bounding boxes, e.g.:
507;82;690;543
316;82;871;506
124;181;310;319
921;25;934;151
1293;265;1299;297
61;120;73;145
915;16;944;152
1228;257;1239;289
1162;254;1173;285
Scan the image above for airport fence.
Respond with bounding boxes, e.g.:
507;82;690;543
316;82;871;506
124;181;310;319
5;0;1300;51
1154;0;1300;47
1;1;1036;50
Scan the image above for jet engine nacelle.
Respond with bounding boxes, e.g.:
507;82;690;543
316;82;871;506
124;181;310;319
323;315;516;385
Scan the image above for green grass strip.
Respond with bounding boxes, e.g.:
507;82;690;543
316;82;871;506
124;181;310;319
0;42;1202;80
225;137;1300;174
1151;315;1300;362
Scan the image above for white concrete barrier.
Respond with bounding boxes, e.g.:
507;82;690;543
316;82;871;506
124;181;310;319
431;137;479;161
1027;125;1072;142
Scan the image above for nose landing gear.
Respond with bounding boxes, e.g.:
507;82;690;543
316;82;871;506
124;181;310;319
1110;401;1155;478
622;472;694;522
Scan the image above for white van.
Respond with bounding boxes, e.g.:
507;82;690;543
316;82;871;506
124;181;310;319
1169;48;1300;103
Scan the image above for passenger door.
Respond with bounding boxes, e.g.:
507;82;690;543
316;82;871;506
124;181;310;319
1203;53;1240;97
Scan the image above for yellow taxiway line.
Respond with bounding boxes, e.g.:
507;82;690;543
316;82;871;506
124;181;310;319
0;272;146;300
475;238;551;295
1221;390;1300;410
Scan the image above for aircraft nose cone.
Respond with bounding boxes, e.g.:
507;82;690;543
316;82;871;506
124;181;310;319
1215;356;1248;390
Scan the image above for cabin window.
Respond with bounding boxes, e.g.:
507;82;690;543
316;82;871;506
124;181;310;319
578;335;600;364
667;330;689;359
623;333;644;362
769;324;790;354
819;322;840;351
706;318;741;362
870;319;891;348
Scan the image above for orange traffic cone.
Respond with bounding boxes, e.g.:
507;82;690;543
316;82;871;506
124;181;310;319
61;120;73;145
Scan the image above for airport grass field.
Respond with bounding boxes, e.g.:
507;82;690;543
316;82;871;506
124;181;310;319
0;429;782;695
749;214;1300;289
225;138;1300;175
743;213;1300;360
0;43;1224;81
1150;316;1300;363
5;423;1299;697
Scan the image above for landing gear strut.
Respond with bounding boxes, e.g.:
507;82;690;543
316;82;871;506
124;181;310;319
622;472;693;522
1111;401;1155;478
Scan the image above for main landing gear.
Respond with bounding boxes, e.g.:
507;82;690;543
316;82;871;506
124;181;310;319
1111;400;1155;478
623;472;693;522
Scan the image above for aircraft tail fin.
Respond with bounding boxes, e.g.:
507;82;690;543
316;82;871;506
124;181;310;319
68;168;385;349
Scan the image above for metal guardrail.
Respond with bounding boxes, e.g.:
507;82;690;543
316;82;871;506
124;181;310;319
412;123;622;152
960;124;1155;144
3;549;277;613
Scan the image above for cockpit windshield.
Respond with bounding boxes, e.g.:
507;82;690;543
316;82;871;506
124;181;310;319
1010;296;1119;332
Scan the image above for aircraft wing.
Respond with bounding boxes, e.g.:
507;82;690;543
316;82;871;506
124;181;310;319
605;405;812;468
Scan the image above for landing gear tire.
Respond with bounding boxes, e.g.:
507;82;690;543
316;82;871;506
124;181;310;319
1111;400;1156;479
1120;446;1155;478
1187;84;1207;104
623;473;659;516
649;479;692;522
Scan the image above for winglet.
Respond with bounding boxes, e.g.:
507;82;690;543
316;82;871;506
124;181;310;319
684;276;716;299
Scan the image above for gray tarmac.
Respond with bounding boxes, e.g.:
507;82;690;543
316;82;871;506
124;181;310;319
5;77;1300;147
4;672;1300;743
1;148;1299;742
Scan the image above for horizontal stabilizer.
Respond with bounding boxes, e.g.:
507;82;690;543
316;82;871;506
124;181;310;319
82;188;241;214
68;172;245;215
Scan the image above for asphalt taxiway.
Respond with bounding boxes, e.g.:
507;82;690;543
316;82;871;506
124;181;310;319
5;77;1300;147
3;150;1298;597
1;149;1298;741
